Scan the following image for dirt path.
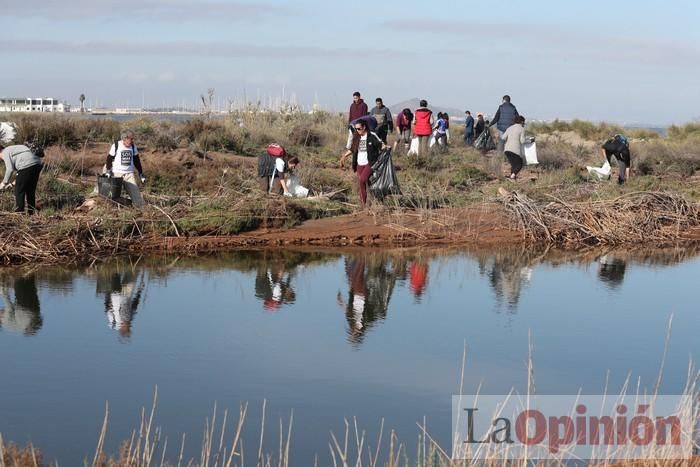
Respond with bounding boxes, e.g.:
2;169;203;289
138;204;523;252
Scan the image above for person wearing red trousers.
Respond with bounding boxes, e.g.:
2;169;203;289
350;119;388;209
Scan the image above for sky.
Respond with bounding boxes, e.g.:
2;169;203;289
1;0;699;125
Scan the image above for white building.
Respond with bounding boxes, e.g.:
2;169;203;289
0;97;70;113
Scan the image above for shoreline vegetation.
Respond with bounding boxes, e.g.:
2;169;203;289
1;113;700;266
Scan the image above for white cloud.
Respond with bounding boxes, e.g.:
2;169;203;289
4;0;290;21
382;19;700;69
0;39;409;59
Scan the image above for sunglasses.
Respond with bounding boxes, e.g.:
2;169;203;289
354;126;364;131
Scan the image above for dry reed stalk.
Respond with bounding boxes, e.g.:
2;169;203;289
502;191;700;246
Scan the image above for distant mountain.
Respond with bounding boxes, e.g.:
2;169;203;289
388;98;465;119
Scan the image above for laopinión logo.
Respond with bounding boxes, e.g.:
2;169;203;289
452;395;695;460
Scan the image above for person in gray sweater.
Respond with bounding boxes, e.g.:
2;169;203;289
370;98;394;144
501;115;527;180
0;143;43;214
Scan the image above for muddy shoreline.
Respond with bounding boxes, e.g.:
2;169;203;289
5;200;700;268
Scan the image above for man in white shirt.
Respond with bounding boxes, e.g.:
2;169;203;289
106;129;146;207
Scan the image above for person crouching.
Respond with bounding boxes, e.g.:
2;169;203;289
0;142;43;214
351;120;387;209
602;134;631;185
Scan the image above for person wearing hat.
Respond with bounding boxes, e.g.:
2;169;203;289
0;141;43;214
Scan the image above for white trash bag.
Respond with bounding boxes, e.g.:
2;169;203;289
523;141;539;165
407;137;419;156
586;160;611;180
0;122;17;144
286;175;309;198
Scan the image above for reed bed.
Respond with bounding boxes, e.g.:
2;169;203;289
501;190;700;246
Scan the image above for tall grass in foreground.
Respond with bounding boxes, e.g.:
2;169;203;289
1;319;698;466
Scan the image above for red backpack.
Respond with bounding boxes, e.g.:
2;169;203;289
266;143;287;157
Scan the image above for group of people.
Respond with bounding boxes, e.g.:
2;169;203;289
0;129;149;213
0;92;634;215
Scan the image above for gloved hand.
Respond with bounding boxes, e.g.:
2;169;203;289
106;170;113;178
140;174;146;184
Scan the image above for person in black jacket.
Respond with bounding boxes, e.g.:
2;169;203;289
350;119;388;209
602;134;631;184
489;95;519;154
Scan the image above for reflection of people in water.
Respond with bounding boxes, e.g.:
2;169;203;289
597;255;626;289
98;270;144;340
408;260;429;301
480;252;535;310
0;274;43;336
254;262;296;311
337;255;397;345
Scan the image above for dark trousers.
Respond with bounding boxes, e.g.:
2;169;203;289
464;132;474;145
376;127;389;144
15;164;42;214
259;175;282;194
435;133;448;153
505;151;523;176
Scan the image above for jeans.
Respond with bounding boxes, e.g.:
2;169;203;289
464;132;474;146
416;135;430;156
435;133;448;153
115;171;145;208
618;159;628;184
496;129;505;154
15;163;42;214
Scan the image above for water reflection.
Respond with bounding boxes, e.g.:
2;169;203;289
476;249;544;310
0;274;42;336
337;254;402;346
597;255;627;289
255;262;296;311
408;260;429;302
95;268;145;340
0;246;697;342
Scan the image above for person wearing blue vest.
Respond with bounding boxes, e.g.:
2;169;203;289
489;95;519;154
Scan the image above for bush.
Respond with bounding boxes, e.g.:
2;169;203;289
449;166;491;188
535;139;592;170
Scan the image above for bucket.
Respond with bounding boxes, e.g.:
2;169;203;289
96;175;123;200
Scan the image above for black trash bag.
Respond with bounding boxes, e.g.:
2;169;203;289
474;128;497;151
368;148;401;200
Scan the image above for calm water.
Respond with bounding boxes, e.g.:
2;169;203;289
0;248;698;464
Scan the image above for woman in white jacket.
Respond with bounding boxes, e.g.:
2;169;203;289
501;115;526;180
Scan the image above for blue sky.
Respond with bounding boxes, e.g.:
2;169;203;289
2;0;699;124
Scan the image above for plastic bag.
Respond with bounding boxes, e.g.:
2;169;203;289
523;141;539;165
474;128;496;151
407;137;419;156
586;160;611;180
368;149;401;200
0;122;16;144
286;175;309;198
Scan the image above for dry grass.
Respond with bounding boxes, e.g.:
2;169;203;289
3;113;700;264
501;190;700;246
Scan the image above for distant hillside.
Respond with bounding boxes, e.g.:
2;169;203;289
388;98;465;118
